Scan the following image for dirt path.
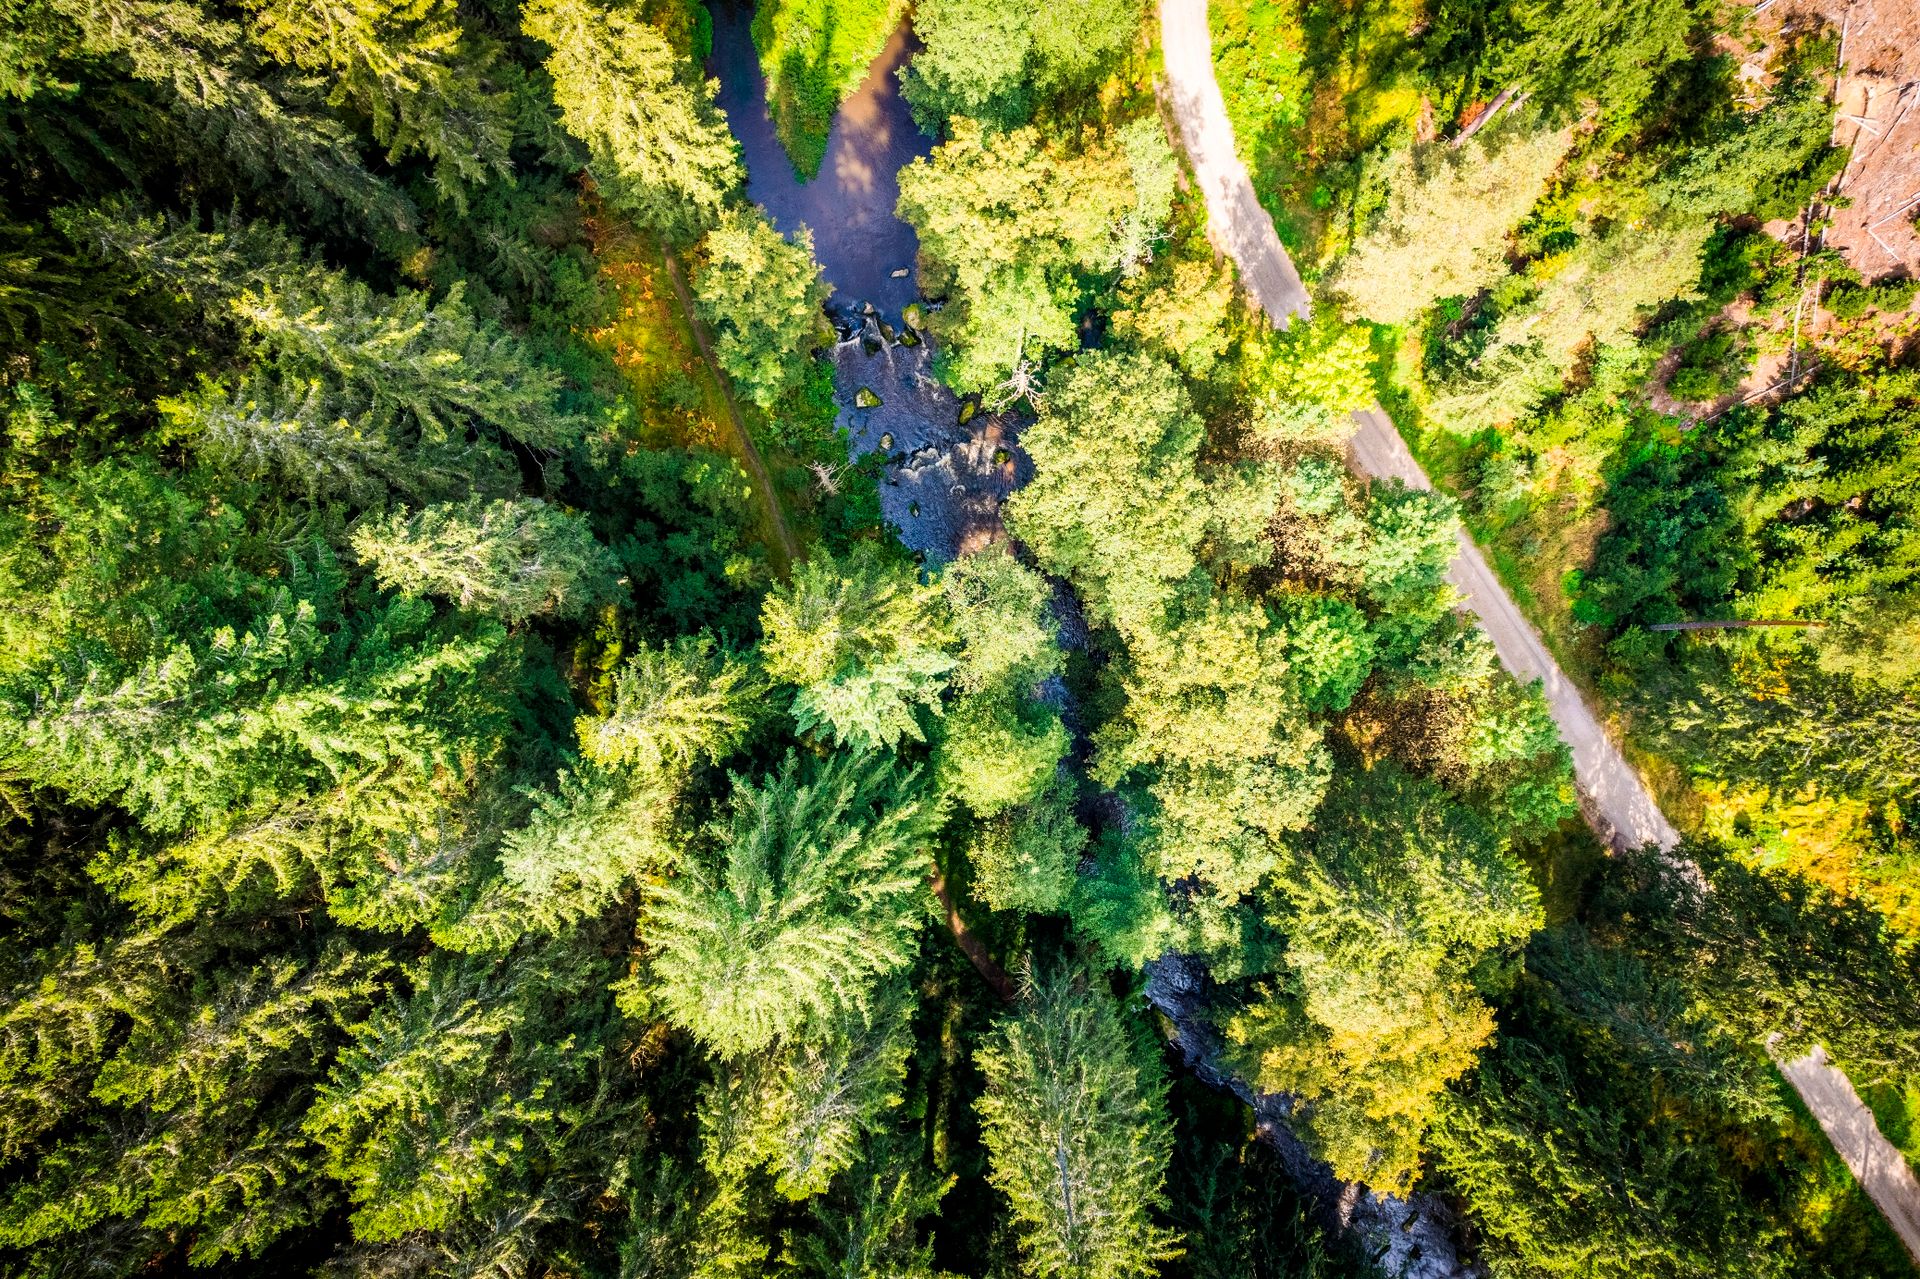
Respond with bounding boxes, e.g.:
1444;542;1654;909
1778;1046;1920;1264
660;247;800;576
1158;0;1677;853
1346;410;1682;851
929;867;1017;1003
1158;0;1311;325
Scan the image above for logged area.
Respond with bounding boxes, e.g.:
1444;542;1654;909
0;0;1917;1276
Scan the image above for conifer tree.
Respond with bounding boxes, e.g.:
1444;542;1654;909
785;1133;953;1278
240;0;513;202
1225;766;1541;1192
39;0;414;231
65;205;586;455
352;497;623;623
701;978;915;1199
522;0;742;241
692;208;830;408
305;941;617;1244
1328;121;1572;326
577;635;763;776
975;963;1180;1279
760;543;957;750
646;750;938;1058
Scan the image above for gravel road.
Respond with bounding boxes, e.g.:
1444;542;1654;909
1779;1047;1920;1264
1159;0;1678;853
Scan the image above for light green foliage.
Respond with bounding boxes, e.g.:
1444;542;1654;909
692;208;830;408
940;548;1063;692
896;121;1151;389
0;582;516;837
305;942;613;1242
1094;592;1330;895
975;963;1180;1279
1112;117;1180;278
902;0;1144;130
1328;121;1572;326
1006;350;1231;628
1226;767;1541;1191
1110;257;1236;377
241;0;512;201
1247;315;1375;415
351;498;622;623
761;543;957;749
577;635;762;775
35;0;412;231
495;763;672;932
752;0;902;175
523;0;742;240
969;772;1087;914
0;939;390;1263
1429;219;1710;427
67;205;585;455
1272;593;1376;713
935;689;1070;817
647;750;938;1058
701;979;914;1199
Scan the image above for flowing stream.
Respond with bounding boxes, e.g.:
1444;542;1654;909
706;1;1025;561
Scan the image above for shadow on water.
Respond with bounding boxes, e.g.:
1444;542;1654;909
707;0;1031;563
706;0;932;323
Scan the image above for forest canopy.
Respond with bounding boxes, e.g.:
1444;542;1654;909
1;0;1917;1275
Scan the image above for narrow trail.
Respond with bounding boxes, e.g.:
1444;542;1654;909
660;246;800;576
929;867;1018;1003
1779;1047;1920;1264
1158;0;1675;855
1158;0;1920;1260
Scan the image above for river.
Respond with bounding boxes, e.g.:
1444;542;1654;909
706;1;1027;563
705;0;930;324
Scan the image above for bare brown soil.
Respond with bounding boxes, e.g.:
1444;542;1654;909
1742;0;1920;281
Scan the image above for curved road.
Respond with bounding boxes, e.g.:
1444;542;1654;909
1158;0;1677;854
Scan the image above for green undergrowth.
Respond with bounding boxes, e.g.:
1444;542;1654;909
753;0;902;176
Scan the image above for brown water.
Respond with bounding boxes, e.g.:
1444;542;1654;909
706;1;932;323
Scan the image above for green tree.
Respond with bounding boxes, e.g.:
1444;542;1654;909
1225;766;1541;1192
576;635;763;776
692;208;829;408
902;0;1143;130
974;962;1180;1279
351;498;622;623
968;772;1086;914
35;0;413;231
523;0;742;241
700;977;915;1199
305;941;618;1243
1007;350;1266;629
760;543;957;749
241;0;513;202
647;750;939;1058
1327;121;1572;326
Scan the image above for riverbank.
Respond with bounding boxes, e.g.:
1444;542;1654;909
706;1;930;323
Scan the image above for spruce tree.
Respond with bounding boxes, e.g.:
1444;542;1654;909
522;0;742;241
351;498;623;623
646;750;938;1058
240;0;514;202
974;963;1180;1279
